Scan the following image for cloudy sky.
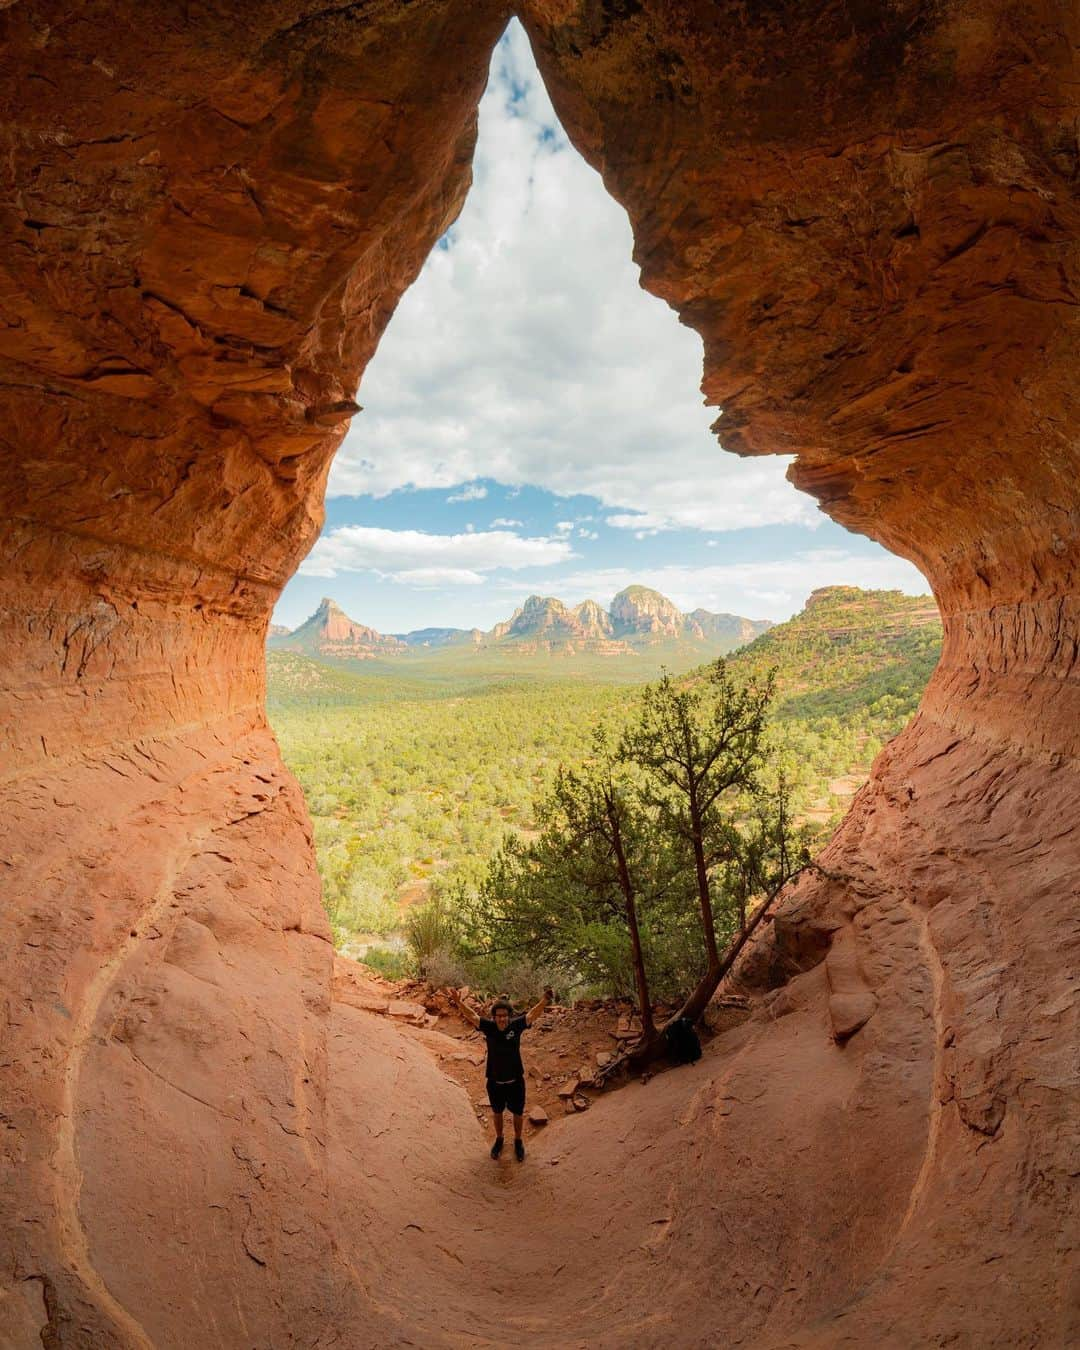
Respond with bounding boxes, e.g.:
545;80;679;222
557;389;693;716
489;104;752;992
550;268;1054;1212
275;20;928;633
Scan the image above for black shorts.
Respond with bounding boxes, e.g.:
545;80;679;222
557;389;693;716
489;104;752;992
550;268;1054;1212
486;1077;526;1115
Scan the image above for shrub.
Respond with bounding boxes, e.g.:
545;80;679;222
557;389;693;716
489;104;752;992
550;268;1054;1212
362;945;409;980
327;875;399;936
422;944;469;989
403;893;460;978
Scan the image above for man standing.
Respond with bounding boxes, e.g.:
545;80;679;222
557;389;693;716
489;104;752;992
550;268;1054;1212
450;988;551;1160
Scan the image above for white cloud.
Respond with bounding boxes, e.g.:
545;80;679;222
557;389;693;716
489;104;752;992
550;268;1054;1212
326;20;816;535
299;524;576;582
447;483;488;502
490;549;930;622
491;516;524;527
555;520;573;533
395;568;486;587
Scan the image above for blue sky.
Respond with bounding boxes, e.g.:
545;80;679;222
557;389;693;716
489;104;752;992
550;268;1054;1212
275;21;929;634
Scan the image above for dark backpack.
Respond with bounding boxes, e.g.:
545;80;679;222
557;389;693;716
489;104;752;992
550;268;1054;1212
664;1016;702;1065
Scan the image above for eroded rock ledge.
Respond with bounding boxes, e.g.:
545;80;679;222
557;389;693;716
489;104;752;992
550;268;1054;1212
1;3;1076;1346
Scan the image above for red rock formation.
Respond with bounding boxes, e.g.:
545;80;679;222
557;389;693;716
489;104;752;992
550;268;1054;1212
0;4;508;1343
1;2;1076;1347
517;1;1080;1341
271;597;407;658
609;584;685;637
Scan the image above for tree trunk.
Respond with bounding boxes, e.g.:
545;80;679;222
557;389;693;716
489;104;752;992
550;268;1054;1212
689;801;720;967
623;893;655;1040
675;886;780;1024
609;886;783;1074
608;801;656;1039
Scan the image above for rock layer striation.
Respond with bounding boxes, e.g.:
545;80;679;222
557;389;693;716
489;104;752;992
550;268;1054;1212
1;2;1077;1347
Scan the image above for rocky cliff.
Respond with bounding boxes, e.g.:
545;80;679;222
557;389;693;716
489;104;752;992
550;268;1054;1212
572;597;616;638
491;585;770;652
608;584;685;637
271;598;406;659
1;3;1076;1348
688;608;772;646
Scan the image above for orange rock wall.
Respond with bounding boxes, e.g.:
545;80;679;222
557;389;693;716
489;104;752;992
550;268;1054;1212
1;1;1077;1346
1;4;506;1343
516;2;1079;1339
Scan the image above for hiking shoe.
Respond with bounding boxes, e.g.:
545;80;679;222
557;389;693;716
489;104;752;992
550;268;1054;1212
490;1137;504;1160
514;1139;525;1162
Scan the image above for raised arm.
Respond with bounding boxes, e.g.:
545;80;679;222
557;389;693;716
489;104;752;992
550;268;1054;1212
525;987;553;1027
449;988;481;1028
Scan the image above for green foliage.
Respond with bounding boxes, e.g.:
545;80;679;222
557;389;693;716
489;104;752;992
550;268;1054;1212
403;889;462;979
266;586;942;999
462;749;695;1006
617;660;783;971
361;945;410;980
270;672;634;942
332;874;400;937
465;665;812;1016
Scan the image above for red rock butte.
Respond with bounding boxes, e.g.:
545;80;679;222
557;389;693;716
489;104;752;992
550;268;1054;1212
1;3;1077;1347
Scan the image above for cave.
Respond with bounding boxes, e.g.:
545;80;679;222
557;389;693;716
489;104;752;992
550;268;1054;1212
1;2;1077;1346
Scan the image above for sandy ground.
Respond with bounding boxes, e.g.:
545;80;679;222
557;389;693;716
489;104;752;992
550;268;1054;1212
325;957;927;1348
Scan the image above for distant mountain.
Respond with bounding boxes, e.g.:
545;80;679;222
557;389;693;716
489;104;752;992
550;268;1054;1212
394;627;482;649
268;623;291;638
269;587;773;663
609;584;685;638
489;586;772;654
573;599;615;638
687;609;771;646
269;598;406;660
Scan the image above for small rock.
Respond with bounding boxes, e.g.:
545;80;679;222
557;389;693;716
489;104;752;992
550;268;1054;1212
528;1106;548;1125
355;997;389;1015
556;1079;579;1098
572;1095;589;1112
387;1000;427;1021
595;1051;613;1067
829;990;877;1041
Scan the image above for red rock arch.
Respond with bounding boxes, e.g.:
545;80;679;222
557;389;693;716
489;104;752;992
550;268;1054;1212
1;3;1076;1345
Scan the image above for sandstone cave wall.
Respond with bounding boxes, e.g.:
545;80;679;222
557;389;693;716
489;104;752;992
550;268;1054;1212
1;2;1077;1346
516;2;1080;1339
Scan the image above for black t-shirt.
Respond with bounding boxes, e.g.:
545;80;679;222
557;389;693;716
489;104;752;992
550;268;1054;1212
479;1014;528;1082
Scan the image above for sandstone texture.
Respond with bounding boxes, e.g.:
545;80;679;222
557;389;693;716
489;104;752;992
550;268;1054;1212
1;2;1077;1348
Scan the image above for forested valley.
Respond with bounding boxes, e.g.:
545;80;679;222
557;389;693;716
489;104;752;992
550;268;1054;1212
267;585;942;998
